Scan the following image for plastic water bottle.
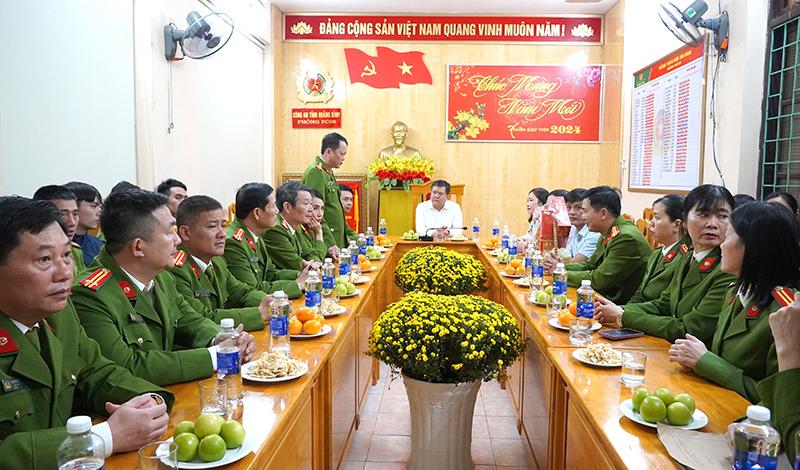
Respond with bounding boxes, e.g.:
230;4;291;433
472;218;480;242
57;416;105;470
524;242;535;278
357;233;367;255
215;318;241;388
365;226;375;246
379;218;388;236
571;280;595;345
339;248;351;277
530;250;544;294
501;225;510;251
322;258;338;303
732;405;781;470
305;270;322;311
508;235;518;258
551;263;568;317
576;280;594;318
350;245;362;278
492;219;500;237
269;291;291;356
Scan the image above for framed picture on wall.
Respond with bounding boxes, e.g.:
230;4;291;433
282;173;369;234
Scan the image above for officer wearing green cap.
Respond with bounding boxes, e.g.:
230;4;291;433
302;132;350;248
0;197;173;469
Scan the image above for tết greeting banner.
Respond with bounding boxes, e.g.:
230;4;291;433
446;64;603;142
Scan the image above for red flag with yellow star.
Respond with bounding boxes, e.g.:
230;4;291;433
344;47;432;88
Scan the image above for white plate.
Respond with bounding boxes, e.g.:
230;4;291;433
360;266;377;273
349;275;370;285
571;348;622;367
320;304;347;317
290;324;332;339
449;237;468;242
338;289;361;298
547;318;598;331
367;254;385;260
530;297;573;307
511;278;550;288
160;434;254;468
619;399;708;430
500;271;524;278
241;359;309;383
401;236;419;241
376;246;390;252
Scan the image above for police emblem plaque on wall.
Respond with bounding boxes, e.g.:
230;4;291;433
297;69;335;104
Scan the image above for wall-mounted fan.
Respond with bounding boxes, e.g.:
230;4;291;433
164;11;234;61
658;1;729;55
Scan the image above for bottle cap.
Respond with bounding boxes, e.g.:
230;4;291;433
309;270;318;277
581;280;592;287
324;258;332;263
557;263;565;268
367;226;372;230
66;415;92;434
220;318;234;328
746;405;771;421
273;290;285;298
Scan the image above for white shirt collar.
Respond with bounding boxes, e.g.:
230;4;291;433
737;287;753;307
10;318;37;334
120;267;155;293
191;256;211;273
247;228;259;242
661;241;679;256
425;200;451;213
693;248;713;263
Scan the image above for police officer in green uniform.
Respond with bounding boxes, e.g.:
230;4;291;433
339;184;359;244
301;188;334;261
171;195;270;331
667;202;800;402
627;195;689;304
548;186;652;304
0;197;173;468
71;189;257;386
596;185;737;347
264;182;327;271
224;183;309;299
302;132;350;248
32;185;87;276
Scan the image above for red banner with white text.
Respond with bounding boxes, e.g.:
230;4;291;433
285;15;602;43
446;64;603;142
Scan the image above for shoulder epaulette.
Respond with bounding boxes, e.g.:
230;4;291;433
79;268;112;291
71;241;81;249
698;256;717;272
315;162;324;171
679;244;689;254
772;286;795;307
608;226;620;239
281;218;291;231
172;250;187;267
232;228;245;242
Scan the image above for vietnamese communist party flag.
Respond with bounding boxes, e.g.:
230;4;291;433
344;47;432;88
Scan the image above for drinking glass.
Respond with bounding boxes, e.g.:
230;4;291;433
620;351;647;386
138;441;177;470
198;377;227;416
569;315;593;346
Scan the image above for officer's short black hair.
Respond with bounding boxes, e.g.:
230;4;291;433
549;189;568;200
0;197;66;264
276;182;312;210
235;183;273;220
309;188;324;200
764;191;799;214
321;132;348;155
683;184;734;221
156;178;187;196
64;181;102;205
176;195;223;228
431;180;451;194
339;184;353;195
110;181;139;195
101;189;169;255
733;194;756;208
565;188;587;204
584;186;621;218
33;185;76;202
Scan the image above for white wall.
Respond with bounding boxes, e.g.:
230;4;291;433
619;0;769;216
0;0;137;197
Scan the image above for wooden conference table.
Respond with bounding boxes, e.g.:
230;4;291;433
107;239;749;469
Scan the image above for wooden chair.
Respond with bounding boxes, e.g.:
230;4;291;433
227;203;236;225
409;182;465;227
638;207;658;249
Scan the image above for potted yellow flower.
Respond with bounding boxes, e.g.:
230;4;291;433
394;246;487;295
367;154;435;190
368;291;525;470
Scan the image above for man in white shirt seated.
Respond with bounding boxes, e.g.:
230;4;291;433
415;180;464;238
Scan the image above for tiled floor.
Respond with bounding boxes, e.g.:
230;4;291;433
342;363;533;470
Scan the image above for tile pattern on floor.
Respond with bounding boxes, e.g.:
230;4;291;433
343;362;533;469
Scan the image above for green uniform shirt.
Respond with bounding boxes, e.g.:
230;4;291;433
302;155;349;248
71;249;220;386
626;240;690;304
298;224;328;262
757;368;800;464
0;301;173;469
565;216;652;304
693;287;784;402
169;248;267;332
622;246;736;346
223;217;302;299
71;242;86;277
263;215;326;271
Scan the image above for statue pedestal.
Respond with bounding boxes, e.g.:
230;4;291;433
378;187;416;236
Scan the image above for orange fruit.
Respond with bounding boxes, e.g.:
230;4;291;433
558;310;574;327
358;254;367;263
515;266;525;275
568;303;577;316
509;258;522;268
314;313;325;323
288;318;303;335
504;266;516;275
297;307;315;323
302;319;322;335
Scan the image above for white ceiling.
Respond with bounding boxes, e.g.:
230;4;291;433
271;0;619;15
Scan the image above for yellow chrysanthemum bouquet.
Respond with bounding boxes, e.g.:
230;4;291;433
368;291;525;383
368;154;435;190
394;246;487;296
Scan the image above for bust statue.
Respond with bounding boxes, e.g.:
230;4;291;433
378;121;422;159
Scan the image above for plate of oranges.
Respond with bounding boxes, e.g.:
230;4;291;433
289;307;332;339
501;259;526;278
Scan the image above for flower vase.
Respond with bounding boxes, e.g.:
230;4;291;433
403;373;481;470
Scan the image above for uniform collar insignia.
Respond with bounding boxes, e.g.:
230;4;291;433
246;237;257;250
745;304;763;318
698;257;716;272
190;263;201;279
663;250;677;262
118;281;136;300
727;294;736;305
0;329;19;354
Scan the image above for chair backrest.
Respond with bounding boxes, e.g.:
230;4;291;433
409;182;465;229
637;207;658;249
227;203;236;225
